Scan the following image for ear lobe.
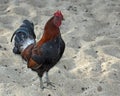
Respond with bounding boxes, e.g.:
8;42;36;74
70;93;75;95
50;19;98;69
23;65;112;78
56;21;61;27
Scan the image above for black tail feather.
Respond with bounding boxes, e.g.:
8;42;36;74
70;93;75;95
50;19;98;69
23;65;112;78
11;31;16;42
10;19;36;42
22;20;36;39
11;19;36;54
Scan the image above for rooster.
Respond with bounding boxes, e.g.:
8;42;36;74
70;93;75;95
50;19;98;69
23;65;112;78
11;19;36;55
21;10;65;89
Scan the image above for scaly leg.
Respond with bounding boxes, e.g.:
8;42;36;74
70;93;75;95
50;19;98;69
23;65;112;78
46;72;55;87
46;72;50;86
39;77;44;89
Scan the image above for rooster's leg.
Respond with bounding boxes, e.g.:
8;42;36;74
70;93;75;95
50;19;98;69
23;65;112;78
39;77;44;89
46;72;55;87
46;72;50;85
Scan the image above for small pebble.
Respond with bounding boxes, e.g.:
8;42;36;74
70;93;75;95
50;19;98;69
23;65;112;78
4;48;7;50
97;86;102;92
63;65;67;69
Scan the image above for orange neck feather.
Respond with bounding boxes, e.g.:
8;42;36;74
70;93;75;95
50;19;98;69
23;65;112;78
36;17;60;47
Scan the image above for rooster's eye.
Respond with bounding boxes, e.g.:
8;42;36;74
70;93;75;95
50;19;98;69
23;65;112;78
55;16;61;20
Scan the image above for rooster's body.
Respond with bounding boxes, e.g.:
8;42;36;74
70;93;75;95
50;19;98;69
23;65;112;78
25;11;65;89
11;11;65;89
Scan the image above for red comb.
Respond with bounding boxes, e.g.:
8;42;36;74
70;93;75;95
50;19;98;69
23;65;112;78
54;10;63;17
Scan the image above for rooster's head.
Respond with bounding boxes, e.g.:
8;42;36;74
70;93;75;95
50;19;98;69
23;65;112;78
53;10;64;27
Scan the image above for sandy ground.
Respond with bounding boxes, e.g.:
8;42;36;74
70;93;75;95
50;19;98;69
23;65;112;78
0;0;120;96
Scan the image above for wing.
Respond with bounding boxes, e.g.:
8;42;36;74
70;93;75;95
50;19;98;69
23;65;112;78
31;35;65;64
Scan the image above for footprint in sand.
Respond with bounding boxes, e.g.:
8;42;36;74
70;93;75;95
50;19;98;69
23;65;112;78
0;4;8;12
0;36;8;44
0;1;9;15
0;16;16;24
26;0;47;8
59;58;76;71
0;15;17;29
84;48;98;58
102;45;120;58
0;0;9;4
12;7;30;16
96;38;113;46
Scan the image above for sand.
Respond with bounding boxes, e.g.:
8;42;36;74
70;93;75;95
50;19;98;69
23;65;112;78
0;0;120;96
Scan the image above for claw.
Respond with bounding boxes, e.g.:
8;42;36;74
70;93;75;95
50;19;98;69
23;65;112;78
39;72;55;89
45;72;55;87
46;82;55;87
